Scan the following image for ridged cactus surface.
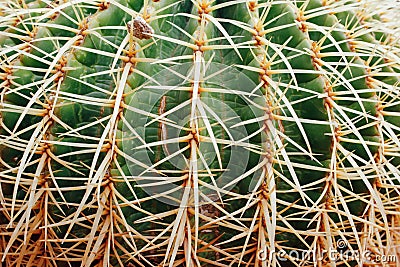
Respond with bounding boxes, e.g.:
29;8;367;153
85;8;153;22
0;0;399;266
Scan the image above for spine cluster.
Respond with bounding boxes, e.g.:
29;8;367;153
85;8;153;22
0;0;399;266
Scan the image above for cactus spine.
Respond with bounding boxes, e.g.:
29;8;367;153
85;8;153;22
1;0;399;266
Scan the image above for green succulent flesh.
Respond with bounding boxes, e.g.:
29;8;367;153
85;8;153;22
1;0;399;266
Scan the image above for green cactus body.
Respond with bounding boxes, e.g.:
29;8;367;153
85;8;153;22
1;0;399;266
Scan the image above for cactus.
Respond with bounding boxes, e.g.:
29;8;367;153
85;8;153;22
0;0;399;266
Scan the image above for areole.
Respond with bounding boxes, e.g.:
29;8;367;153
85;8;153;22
0;0;399;266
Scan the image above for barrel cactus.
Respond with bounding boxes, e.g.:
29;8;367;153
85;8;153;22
1;0;399;266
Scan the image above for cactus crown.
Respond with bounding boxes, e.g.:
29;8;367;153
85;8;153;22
0;0;399;266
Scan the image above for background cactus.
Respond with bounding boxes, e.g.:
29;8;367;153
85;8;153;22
0;0;399;266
